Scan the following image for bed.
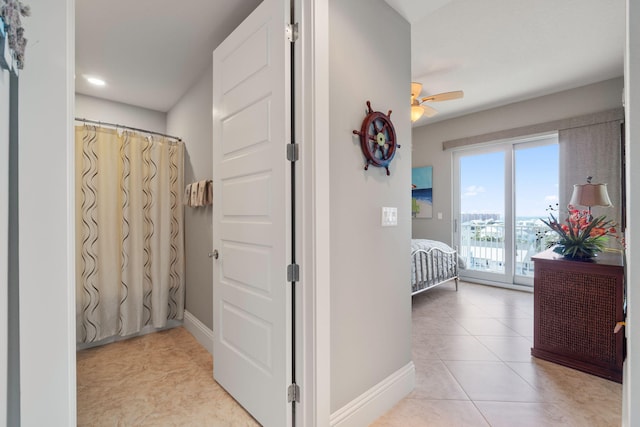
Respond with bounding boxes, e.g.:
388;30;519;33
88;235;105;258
411;239;463;295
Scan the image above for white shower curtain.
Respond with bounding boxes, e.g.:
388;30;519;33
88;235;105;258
75;125;184;344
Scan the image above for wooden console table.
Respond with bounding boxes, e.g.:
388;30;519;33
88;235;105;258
531;248;625;383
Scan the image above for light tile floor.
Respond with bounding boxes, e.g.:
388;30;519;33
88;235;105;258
77;281;622;426
372;281;622;427
76;327;260;426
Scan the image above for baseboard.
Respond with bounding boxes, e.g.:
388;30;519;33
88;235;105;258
329;361;415;427
183;310;213;355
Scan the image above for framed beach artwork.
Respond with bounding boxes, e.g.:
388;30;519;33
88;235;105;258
412;166;433;218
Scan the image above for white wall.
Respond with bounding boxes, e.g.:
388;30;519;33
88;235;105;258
75;94;167;133
0;64;10;427
412;77;624;244
623;2;639;425
328;0;413;415
167;64;214;330
18;0;76;425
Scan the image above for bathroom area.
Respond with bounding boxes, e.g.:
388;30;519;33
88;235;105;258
72;0;261;422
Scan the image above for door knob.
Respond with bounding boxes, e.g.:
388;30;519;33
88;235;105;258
209;250;219;259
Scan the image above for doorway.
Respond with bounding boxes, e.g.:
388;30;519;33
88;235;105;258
19;0;333;424
453;134;559;288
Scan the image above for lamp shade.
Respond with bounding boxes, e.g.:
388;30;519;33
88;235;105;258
569;183;613;208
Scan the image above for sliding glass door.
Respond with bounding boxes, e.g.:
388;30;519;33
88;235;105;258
457;150;508;276
453;135;558;287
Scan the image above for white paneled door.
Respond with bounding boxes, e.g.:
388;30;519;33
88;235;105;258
212;0;292;425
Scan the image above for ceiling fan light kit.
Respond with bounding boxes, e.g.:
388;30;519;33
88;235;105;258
410;81;464;122
411;105;424;122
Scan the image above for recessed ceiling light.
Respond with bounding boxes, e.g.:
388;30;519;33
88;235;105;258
86;76;106;86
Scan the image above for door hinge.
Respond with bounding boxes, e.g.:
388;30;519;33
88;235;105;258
287;383;300;403
287;263;300;282
287;143;299;162
286;23;299;43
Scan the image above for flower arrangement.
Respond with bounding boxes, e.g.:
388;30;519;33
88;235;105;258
539;204;623;259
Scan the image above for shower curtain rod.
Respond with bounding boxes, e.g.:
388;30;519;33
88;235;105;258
75;117;183;141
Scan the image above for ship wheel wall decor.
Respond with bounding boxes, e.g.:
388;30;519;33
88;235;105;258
353;101;400;176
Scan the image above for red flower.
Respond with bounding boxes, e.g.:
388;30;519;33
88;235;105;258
540;204;624;257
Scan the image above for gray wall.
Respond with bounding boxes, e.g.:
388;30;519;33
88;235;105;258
1;68;23;427
329;0;412;412
1;59;11;426
166;65;214;330
7;72;19;427
412;77;624;245
75;94;167;133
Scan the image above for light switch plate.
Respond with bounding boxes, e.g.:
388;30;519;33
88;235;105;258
381;207;398;226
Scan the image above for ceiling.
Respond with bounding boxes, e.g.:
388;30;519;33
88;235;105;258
75;0;262;112
386;0;624;124
76;0;625;123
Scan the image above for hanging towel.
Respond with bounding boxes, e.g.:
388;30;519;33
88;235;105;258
196;180;206;206
205;180;213;206
184;180;213;207
184;183;192;206
190;182;199;207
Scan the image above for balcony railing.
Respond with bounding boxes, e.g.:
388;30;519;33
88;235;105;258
459;222;550;277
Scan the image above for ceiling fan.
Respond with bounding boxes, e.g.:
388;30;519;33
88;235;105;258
411;82;464;122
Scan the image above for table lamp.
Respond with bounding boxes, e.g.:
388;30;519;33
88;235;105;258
569;176;612;219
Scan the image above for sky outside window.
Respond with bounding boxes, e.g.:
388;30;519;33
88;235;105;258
461;151;505;219
460;143;559;219
515;144;559;218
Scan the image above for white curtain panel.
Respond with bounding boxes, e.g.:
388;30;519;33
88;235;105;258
75;126;184;343
559;120;623;236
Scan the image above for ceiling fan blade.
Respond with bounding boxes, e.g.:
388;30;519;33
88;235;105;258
411;82;423;102
422;104;439;118
421;90;464;103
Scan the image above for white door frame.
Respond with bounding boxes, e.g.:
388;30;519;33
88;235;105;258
296;0;331;425
623;1;640;424
18;0;77;425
